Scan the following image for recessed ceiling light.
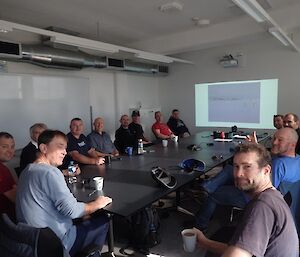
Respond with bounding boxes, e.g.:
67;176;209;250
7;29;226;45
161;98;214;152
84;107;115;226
0;29;10;33
191;17;210;26
159;1;183;13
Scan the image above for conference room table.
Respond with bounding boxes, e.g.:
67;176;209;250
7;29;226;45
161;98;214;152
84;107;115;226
69;130;271;256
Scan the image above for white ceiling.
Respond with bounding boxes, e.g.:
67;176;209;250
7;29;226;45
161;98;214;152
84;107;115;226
0;0;300;55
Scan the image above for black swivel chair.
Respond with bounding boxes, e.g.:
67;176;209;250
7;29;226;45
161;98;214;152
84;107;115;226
204;190;294;257
0;213;64;257
0;213;103;257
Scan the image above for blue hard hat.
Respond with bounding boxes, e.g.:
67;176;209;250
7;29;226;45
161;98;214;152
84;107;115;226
178;159;205;172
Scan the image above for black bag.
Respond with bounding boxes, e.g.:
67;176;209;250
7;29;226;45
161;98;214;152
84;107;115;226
120;206;161;255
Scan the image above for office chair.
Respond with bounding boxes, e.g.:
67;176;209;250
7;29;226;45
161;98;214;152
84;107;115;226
0;213;64;257
0;213;102;257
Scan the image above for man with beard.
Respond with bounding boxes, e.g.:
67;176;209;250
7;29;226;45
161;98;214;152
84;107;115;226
273;114;284;129
283;113;300;154
195;127;300;231
194;143;298;257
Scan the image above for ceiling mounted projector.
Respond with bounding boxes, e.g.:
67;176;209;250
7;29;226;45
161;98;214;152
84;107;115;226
219;54;238;68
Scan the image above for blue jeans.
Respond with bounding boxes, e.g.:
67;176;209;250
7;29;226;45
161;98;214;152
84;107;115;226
69;214;109;257
195;165;248;230
201;164;234;193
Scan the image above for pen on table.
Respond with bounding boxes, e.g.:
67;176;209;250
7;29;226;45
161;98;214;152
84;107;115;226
88;190;97;197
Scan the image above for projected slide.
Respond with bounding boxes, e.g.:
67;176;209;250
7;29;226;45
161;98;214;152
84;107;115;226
195;79;278;129
208;82;260;123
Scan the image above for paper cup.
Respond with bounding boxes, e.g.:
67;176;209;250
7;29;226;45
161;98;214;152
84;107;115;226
181;229;196;252
162;139;168;147
92;177;104;190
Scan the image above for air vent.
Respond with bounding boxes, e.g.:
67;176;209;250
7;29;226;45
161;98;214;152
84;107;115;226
0;40;22;58
158;66;169;74
107;58;124;68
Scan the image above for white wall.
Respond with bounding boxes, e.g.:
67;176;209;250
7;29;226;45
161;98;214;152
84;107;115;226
4;29;300;142
158;30;300;134
3;62;160;140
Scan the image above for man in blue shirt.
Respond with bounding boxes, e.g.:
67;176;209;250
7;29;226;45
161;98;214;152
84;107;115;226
88;117;119;157
16;130;112;256
66;118;104;166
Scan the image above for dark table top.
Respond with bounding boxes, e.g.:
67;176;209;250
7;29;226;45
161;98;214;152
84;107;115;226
70;131;271;217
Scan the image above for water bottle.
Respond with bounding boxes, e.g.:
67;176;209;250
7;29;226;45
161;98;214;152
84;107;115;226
68;161;76;174
68;161;77;183
137;139;143;155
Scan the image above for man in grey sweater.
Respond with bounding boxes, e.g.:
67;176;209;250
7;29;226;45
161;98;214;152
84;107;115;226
16;130;112;257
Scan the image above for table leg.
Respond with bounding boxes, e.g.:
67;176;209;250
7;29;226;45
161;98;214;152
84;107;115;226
102;213;116;257
176;190;181;205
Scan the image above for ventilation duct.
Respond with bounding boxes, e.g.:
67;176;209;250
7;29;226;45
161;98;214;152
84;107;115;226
0;40;169;75
21;45;107;69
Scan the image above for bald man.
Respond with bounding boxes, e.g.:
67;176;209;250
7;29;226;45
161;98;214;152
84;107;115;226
87;117;119;157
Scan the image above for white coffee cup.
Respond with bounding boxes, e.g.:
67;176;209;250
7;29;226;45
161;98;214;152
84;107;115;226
181;228;197;252
162;139;168;147
172;135;178;142
92;177;104;190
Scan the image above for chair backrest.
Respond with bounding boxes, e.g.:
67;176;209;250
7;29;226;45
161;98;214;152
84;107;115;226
152;126;159;140
0;213;64;257
278;180;300;237
283;191;292;207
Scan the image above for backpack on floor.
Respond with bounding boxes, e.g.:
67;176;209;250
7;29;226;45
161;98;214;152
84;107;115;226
120;206;161;255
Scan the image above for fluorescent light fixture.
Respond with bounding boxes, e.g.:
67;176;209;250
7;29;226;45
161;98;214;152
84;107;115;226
268;27;300;52
268;27;289;46
0;21;13;33
232;0;271;23
231;1;300;52
0;19;194;64
135;52;174;63
51;35;119;54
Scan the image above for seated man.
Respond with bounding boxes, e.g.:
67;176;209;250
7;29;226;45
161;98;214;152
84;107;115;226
283;112;300;154
195;128;300;231
273;114;284;129
16;130;112;257
167;109;190;138
152;111;174;140
0;132;17;220
20;123;47;172
114;114;137;153
128;110;151;144
88;117;119;156
66;118;104;166
194;143;298;257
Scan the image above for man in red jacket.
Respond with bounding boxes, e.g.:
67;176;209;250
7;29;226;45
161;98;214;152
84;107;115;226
0;132;16;219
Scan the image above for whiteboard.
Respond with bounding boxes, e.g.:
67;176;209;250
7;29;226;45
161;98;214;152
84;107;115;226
0;73;90;149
